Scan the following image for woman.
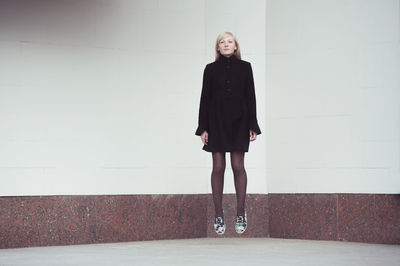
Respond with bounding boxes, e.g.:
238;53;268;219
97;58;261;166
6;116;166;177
195;32;261;235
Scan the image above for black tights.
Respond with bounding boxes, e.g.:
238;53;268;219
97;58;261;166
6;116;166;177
211;151;247;217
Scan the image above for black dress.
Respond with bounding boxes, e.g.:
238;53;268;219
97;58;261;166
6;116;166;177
195;54;261;152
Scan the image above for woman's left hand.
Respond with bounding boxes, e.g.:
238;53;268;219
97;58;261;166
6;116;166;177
249;130;257;141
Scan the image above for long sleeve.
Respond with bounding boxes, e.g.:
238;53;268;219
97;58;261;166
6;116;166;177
246;63;262;135
195;64;211;136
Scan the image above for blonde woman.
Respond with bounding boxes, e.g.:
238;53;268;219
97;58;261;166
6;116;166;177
195;32;261;235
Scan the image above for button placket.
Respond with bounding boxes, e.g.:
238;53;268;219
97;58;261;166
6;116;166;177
225;61;232;93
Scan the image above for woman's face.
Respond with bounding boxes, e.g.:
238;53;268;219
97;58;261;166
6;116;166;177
218;35;236;57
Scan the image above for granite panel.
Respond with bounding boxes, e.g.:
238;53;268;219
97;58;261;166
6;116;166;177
1;193;399;248
0;196;94;248
268;194;338;241
338;194;400;244
92;194;209;243
0;194;208;249
375;194;400;244
206;194;269;238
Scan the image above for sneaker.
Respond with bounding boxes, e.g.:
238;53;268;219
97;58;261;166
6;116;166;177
235;211;247;234
214;216;225;235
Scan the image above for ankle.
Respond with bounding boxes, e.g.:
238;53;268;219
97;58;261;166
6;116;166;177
237;211;245;217
237;209;247;217
215;210;224;218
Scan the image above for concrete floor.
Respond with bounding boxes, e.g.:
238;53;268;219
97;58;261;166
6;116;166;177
0;238;399;266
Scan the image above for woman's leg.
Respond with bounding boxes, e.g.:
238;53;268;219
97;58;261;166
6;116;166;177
230;151;247;217
211;152;226;217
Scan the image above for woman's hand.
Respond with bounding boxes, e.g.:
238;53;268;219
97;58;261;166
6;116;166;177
201;131;208;145
249;130;257;141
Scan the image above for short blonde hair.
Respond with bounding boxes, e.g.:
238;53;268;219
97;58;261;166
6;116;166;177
215;32;241;61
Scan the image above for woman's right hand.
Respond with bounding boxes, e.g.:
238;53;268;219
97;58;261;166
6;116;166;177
201;131;208;145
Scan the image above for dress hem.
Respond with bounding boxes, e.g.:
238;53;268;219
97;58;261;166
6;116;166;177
202;146;249;153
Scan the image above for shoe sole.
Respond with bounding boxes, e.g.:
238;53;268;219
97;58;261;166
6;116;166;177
214;225;226;235
214;224;225;235
235;226;246;234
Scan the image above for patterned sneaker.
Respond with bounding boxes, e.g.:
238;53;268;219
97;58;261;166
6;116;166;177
214;216;226;235
235;211;247;234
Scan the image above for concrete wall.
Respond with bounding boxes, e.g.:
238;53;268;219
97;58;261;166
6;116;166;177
266;0;400;193
1;0;398;196
0;0;267;196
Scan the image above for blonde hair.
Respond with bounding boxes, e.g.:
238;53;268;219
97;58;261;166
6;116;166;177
215;32;241;61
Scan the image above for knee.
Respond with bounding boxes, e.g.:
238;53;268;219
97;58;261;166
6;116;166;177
212;164;225;175
231;164;245;176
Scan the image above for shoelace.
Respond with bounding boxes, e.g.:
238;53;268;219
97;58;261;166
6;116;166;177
215;217;224;225
236;216;245;223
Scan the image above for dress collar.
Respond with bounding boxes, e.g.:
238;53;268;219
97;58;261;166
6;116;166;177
217;53;238;63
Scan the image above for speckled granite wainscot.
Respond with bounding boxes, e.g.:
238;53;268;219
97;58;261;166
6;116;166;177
269;193;400;245
0;194;208;249
0;196;95;249
206;194;269;238
1;193;399;248
338;194;400;244
87;194;209;244
269;194;338;241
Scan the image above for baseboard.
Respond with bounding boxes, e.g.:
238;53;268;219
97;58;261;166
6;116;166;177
268;193;400;245
0;193;398;249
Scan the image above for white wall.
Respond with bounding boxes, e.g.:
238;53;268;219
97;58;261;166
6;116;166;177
0;0;267;196
4;0;396;196
266;0;400;193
